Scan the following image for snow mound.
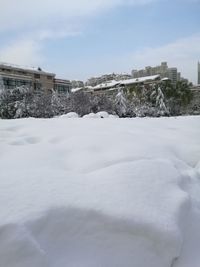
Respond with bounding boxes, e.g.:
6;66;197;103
0;116;200;267
82;111;110;118
96;111;109;118
82;113;98;118
0;160;190;267
108;114;119;118
59;112;79;118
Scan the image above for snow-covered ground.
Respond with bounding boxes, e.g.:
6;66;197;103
0;116;200;267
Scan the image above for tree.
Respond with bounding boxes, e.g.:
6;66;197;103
150;86;169;115
51;90;64;116
115;88;127;117
0;86;33;119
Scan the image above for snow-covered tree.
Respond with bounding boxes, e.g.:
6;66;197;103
1;87;33;118
115;88;127;117
0;75;5;92
51;90;64;116
150;86;169;115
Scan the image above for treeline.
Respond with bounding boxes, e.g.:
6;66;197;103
0;81;193;119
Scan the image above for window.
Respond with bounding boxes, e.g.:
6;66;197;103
16;80;21;86
34;73;40;79
34;82;41;90
47;75;52;80
17;71;27;75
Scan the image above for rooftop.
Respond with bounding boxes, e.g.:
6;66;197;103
0;62;55;76
90;74;161;91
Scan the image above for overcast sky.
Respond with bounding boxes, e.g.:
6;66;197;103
0;0;199;83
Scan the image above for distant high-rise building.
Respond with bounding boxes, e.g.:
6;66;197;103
198;61;200;85
131;62;187;86
167;68;178;85
132;62;169;79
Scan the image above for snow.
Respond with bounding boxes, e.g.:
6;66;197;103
89;74;161;91
71;88;83;93
96;111;109;118
82;112;98;118
59;112;79;118
119;74;160;85
92;80;120;90
0;116;200;267
81;112;115;118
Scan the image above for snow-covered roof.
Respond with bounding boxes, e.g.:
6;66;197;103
119;75;160;85
0;62;55;76
161;77;170;81
90;75;160;91
92;80;120;90
71;87;83;93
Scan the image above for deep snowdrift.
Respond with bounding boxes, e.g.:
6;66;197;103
0;116;200;267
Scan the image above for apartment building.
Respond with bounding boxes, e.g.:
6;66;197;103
0;63;71;93
167;68;178;85
131;62;181;85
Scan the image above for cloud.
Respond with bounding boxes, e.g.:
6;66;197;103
0;26;81;67
64;33;200;83
130;34;200;84
0;0;157;32
0;0;157;68
0;39;43;67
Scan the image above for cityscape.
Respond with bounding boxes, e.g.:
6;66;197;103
0;61;200;94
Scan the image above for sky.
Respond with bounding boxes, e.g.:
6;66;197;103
0;0;199;84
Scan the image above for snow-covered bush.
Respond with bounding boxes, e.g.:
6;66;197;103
96;111;109;118
108;114;119;118
0;86;33;119
82;111;111;118
51;90;64;116
82;113;98;118
60;112;79;118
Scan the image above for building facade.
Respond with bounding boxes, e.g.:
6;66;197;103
0;63;71;93
54;79;71;94
131;62;182;85
198;61;200;85
167;68;178;85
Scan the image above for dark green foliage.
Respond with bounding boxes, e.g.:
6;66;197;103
161;80;193;105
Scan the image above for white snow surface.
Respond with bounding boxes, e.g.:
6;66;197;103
0;116;200;267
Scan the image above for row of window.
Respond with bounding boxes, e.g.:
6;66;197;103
34;74;53;80
2;77;70;93
0;69;53;80
54;85;70;93
3;78;32;89
0;68;28;76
